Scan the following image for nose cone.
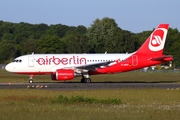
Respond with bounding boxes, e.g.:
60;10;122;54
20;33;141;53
5;63;14;72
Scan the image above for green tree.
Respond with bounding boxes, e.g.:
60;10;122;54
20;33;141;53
32;23;49;39
46;24;69;38
165;28;180;66
0;40;16;63
35;35;64;53
21;39;36;54
77;25;87;34
64;34;89;53
87;17;134;53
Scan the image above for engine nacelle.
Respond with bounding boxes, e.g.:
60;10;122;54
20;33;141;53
51;69;75;81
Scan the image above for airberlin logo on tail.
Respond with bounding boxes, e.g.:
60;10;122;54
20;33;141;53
149;28;167;51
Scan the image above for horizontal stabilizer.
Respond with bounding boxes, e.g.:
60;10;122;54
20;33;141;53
150;55;173;61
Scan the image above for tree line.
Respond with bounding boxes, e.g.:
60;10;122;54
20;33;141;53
0;17;180;66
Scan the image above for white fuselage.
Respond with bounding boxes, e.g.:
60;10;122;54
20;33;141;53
5;53;133;74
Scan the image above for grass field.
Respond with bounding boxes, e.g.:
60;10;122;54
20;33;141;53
0;70;180;120
0;89;180;120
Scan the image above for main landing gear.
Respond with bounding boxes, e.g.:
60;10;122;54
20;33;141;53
81;78;91;83
29;75;33;83
81;74;91;83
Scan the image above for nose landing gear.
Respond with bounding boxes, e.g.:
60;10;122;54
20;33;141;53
29;74;34;83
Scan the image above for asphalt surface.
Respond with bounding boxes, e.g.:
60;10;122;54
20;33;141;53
0;82;180;90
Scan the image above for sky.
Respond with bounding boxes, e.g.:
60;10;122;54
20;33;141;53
0;0;179;33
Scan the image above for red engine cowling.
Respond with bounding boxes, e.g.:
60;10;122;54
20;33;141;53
51;69;75;81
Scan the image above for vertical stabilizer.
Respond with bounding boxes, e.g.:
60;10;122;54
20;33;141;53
135;24;169;55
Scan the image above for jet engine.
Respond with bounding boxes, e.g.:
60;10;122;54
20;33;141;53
51;69;81;81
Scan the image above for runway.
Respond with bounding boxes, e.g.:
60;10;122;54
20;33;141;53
0;82;180;90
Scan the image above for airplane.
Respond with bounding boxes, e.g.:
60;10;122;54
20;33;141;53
5;24;173;83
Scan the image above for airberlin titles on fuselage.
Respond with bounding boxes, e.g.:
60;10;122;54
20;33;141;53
37;56;86;65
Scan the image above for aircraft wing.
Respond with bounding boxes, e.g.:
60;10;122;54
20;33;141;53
73;61;116;72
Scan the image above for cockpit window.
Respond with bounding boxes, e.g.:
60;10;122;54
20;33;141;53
13;59;22;63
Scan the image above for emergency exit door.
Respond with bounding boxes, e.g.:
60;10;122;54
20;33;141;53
28;56;34;67
132;55;138;66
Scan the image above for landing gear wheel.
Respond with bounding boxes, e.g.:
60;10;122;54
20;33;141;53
29;79;33;83
84;78;91;83
81;78;91;83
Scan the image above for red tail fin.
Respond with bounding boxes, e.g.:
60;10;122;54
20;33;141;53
135;24;169;55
